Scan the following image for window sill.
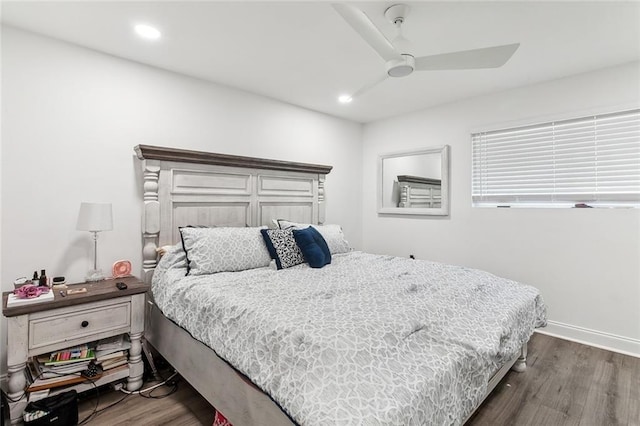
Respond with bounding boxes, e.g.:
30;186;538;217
472;203;639;209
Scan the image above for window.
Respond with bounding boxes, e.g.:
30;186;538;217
472;108;640;207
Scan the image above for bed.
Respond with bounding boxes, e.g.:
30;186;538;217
134;145;547;426
397;175;442;208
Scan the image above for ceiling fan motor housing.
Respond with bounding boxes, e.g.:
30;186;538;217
386;54;415;77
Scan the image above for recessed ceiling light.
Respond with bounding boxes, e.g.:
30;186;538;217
134;24;161;40
338;95;352;104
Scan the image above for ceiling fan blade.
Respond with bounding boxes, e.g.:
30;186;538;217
415;43;520;71
332;3;399;62
346;74;388;101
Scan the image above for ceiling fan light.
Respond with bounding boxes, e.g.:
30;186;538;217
388;65;412;78
386;55;415;78
135;24;161;40
338;95;353;103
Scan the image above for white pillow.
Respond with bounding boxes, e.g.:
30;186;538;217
277;220;351;254
157;243;188;270
179;227;271;275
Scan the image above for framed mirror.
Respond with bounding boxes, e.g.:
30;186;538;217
378;145;450;216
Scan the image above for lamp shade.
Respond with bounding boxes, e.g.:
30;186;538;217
77;202;113;232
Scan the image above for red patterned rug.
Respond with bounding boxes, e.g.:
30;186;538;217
213;410;232;426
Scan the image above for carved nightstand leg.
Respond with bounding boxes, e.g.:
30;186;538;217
127;293;146;391
127;331;144;391
512;342;528;373
7;362;26;398
7;315;28;424
7;362;28;424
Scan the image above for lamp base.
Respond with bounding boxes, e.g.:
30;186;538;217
85;269;106;282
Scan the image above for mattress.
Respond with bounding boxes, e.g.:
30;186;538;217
152;248;546;425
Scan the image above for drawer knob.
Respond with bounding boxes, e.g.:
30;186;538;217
81;320;89;328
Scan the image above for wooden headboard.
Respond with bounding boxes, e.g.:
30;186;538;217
135;145;332;283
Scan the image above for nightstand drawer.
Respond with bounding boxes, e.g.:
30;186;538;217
29;300;131;350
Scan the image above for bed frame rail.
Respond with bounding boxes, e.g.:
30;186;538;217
146;302;294;426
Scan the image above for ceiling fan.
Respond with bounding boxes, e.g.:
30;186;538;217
333;3;520;101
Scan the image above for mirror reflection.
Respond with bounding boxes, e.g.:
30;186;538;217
378;146;449;216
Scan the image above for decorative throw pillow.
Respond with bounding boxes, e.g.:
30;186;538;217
277;220;351;255
260;229;305;270
179;227;271;276
292;227;331;268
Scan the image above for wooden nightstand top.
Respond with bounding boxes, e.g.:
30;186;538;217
2;276;149;317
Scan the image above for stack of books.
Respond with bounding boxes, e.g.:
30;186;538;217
25;337;130;392
95;335;130;371
27;345;96;391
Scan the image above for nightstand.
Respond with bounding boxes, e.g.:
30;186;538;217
2;276;149;424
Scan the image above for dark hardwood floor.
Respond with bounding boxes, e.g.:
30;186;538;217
467;333;639;426
78;333;640;425
77;375;214;425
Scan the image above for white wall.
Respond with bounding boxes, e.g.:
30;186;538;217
1;27;363;371
2;26;638;385
362;62;640;356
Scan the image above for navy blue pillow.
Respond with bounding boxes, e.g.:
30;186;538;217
293;227;331;268
308;226;331;260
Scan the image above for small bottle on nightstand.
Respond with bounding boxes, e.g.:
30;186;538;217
39;269;47;287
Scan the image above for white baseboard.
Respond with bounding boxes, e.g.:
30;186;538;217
536;320;640;358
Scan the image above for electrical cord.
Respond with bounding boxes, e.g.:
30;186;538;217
77;370;179;423
5;367;94;403
94;392;129;413
12;354;178;423
141;376;179;399
14;365;179;424
117;371;179;396
79;391;129;425
76;376;100;425
4;366;43;403
4;389;26;403
14;368;99;425
136;370;180;399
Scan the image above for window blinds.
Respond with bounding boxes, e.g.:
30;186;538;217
472;108;640;207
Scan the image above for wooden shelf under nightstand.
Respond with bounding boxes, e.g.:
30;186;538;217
2;277;150;425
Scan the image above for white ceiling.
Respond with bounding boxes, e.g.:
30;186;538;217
2;1;639;123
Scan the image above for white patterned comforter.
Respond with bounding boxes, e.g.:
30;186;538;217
153;248;546;426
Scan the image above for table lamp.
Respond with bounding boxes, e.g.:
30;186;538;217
77;202;113;282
